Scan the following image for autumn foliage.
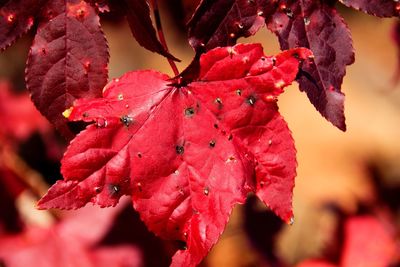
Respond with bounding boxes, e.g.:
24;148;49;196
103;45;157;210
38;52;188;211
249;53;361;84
1;0;400;266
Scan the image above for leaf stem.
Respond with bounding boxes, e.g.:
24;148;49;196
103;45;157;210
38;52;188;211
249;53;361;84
151;0;179;76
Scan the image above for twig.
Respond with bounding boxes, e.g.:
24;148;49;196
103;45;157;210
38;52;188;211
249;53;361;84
0;146;49;197
0;140;61;220
151;0;180;76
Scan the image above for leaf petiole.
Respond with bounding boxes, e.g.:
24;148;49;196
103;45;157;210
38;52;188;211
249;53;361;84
150;0;179;76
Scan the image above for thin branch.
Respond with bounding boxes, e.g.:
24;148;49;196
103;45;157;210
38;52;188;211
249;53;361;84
0;146;48;197
151;0;180;76
0;140;61;220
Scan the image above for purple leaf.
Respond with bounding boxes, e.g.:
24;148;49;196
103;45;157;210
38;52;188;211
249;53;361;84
187;0;277;53
267;0;355;131
0;0;46;50
339;0;400;18
25;0;109;139
123;0;178;60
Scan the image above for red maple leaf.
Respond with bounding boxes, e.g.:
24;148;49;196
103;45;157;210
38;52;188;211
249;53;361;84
0;81;50;142
296;215;400;267
38;43;311;266
340;215;399;267
0;201;141;267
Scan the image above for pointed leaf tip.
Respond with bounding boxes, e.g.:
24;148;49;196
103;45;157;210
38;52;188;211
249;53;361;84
123;0;179;61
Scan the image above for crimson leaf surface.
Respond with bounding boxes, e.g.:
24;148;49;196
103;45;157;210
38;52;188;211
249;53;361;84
38;43;311;266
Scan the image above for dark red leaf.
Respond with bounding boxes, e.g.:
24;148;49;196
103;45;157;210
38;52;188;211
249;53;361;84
38;43;311;266
0;0;46;50
25;0;109;139
267;0;355;131
0;167;25;203
0;168;24;234
122;0;178;60
187;0;277;53
339;0;400;17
